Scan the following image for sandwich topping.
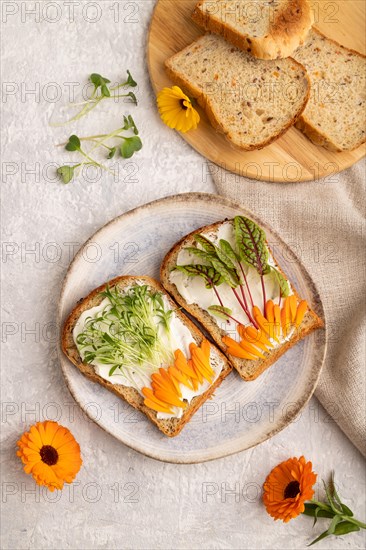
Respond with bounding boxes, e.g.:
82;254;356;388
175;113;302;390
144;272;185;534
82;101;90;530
73;283;222;419
169;217;308;359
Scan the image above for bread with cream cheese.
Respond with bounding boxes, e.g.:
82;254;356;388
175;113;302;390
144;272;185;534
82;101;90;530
62;275;231;437
160;220;324;381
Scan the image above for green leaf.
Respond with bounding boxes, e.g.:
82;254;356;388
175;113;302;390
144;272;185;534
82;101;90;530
108;147;116;159
269;266;290;297
234;216;269;275
323;480;342;515
216;242;237;271
120;136;142;159
101;84;110;98
174;264;223;289
194;234;217;255
126;91;137;105
126;70;137;87
219;239;240;264
328;472;354;517
210;257;240;288
208;305;232;320
122;115;139;135
90;73;111;90
109;365;120;376
303;503;334;520
308;521;360;546
65;134;81;151
184;247;214;264
57;165;75;184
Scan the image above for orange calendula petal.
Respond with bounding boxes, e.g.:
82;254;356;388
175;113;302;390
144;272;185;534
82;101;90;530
273;304;281;339
154;390;187;409
226;346;259;360
168;366;194;390
143;399;173;414
245;326;273;348
289;295;297;323
295;300;308;327
200;340;211;360
239;339;266;358
159;367;181;397
265;300;275;323
175;349;198;379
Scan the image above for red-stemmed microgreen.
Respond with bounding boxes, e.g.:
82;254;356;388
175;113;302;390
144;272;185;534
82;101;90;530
173;217;290;329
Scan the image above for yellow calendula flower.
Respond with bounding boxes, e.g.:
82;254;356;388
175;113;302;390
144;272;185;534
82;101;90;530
17;421;82;492
157;86;200;133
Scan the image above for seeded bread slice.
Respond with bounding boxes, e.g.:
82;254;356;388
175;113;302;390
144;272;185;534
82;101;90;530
165;33;310;150
293;29;366;151
192;0;313;59
62;275;231;437
160;221;324;381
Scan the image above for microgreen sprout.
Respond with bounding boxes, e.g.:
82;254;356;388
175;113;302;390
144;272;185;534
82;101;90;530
75;285;176;390
52;70;138;126
57;116;142;183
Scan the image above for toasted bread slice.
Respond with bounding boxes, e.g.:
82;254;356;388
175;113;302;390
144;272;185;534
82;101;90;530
293;29;366;151
165;33;310;151
192;0;313;59
62;276;231;437
160;221;323;381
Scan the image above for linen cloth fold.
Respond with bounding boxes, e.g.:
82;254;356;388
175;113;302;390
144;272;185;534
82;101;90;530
211;158;366;456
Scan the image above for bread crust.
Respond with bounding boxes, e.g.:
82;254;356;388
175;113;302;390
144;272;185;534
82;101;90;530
294;28;366;152
165;38;310;151
62;275;231;437
192;0;313;59
159;221;324;381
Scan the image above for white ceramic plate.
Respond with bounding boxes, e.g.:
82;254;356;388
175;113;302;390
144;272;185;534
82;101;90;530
58;193;326;463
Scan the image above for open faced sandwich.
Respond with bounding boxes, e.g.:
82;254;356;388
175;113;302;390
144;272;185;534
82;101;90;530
161;216;323;381
62;276;231;437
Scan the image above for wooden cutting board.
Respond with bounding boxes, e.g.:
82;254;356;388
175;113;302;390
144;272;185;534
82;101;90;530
147;0;365;182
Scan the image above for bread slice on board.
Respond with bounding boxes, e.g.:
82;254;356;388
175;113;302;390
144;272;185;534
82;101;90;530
293;28;366;151
62;276;231;437
165;33;310;150
192;0;313;59
160;220;324;381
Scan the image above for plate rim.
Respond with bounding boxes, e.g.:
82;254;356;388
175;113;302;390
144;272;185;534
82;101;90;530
57;192;327;463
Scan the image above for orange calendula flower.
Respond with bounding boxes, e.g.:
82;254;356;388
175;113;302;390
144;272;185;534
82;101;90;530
157;86;200;133
263;456;317;523
17;421;82;492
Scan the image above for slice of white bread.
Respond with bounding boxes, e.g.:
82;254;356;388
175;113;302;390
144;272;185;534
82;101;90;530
165;33;310;150
293;29;366;151
192;0;313;59
160;221;324;381
62;275;231;437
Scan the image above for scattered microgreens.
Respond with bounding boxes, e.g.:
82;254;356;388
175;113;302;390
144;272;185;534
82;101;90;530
174;216;290;327
303;472;366;546
53;70;137;126
75;285;176;391
57;116;142;183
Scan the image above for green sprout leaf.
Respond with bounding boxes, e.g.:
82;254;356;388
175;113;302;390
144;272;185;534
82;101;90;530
122;115;139;135
208;305;232;320
65;135;81;151
234;215;269;276
125;91;137;105
57;165;76;184
108;147;117;159
90;73;111;91
269;266;290;297
174;264;223;289
120;136;142;159
126;70;137;87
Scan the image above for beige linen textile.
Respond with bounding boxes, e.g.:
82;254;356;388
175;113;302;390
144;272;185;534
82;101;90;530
212;159;366;456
